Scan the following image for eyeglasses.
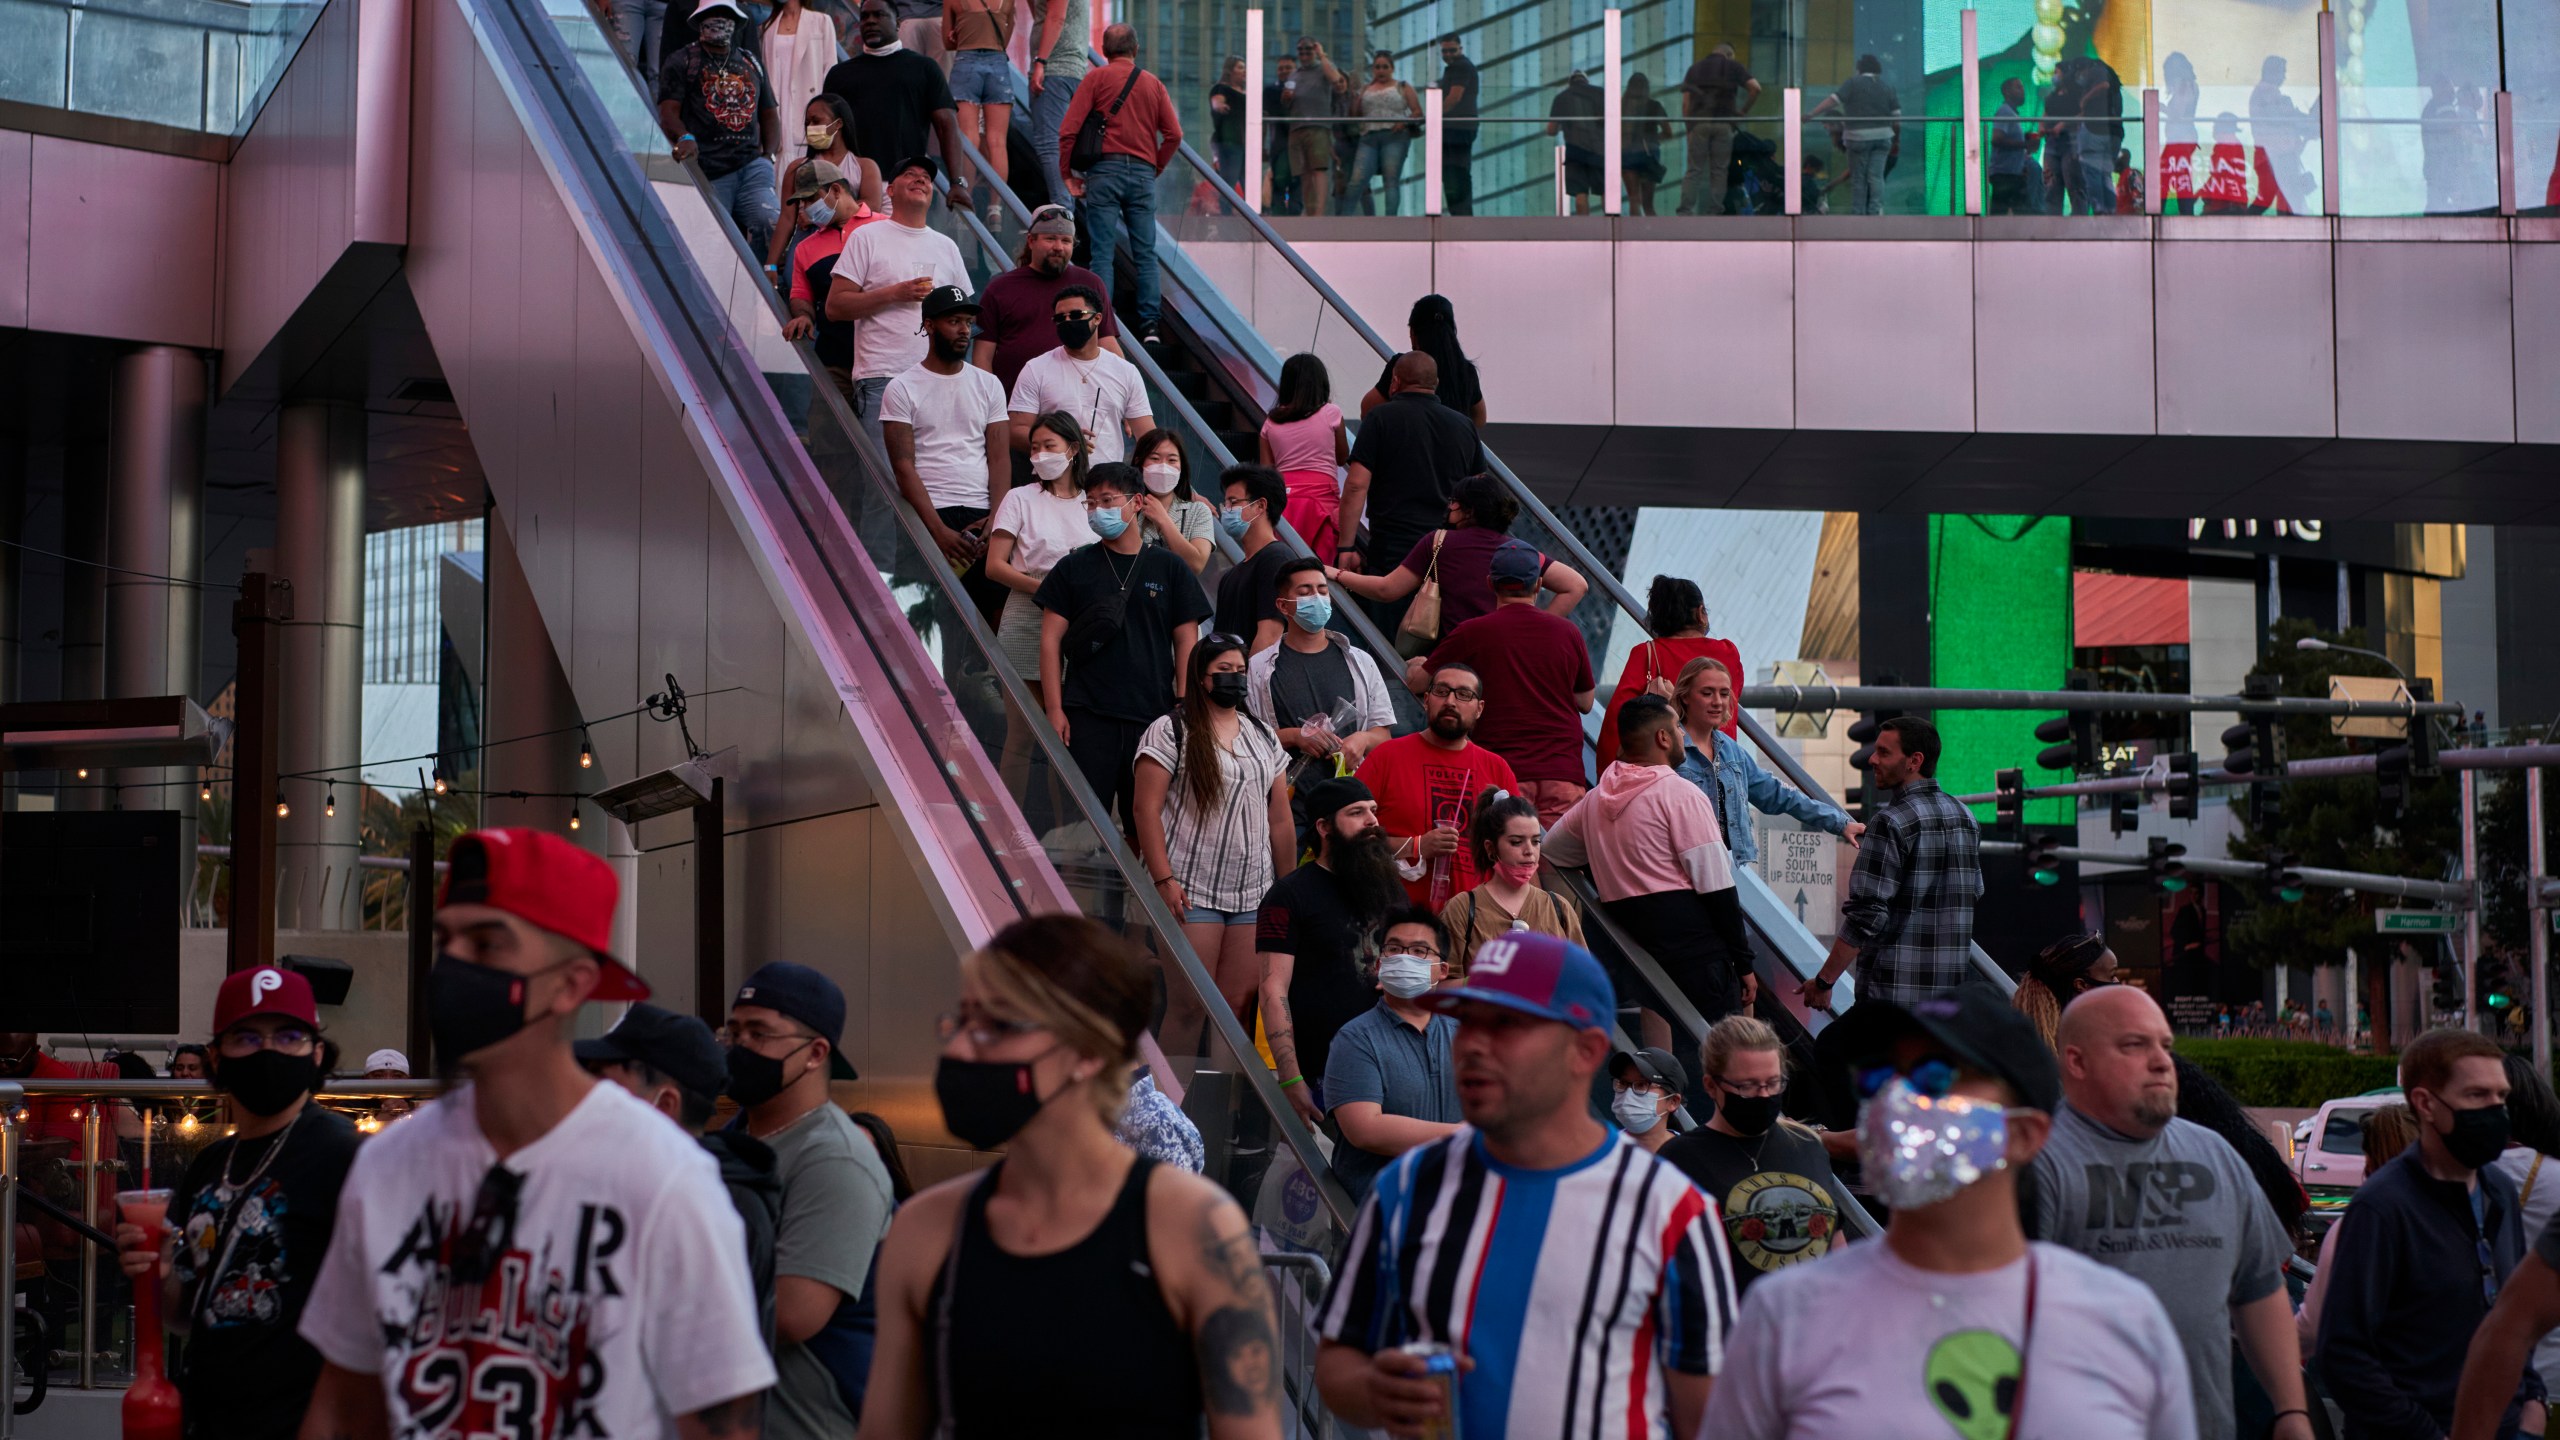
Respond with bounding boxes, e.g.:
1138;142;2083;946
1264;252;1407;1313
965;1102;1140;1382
217;1026;317;1058
1426;684;1482;702
937;1006;1048;1050
1379;943;1442;960
1855;1057;1960;1100
1717;1074;1788;1099
727;1021;818;1054
446;1163;525;1284
1054;309;1100;325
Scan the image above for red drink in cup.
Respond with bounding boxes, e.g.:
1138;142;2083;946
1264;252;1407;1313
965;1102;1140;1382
116;1188;181;1440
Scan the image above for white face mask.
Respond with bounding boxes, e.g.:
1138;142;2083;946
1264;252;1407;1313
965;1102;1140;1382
1612;1086;1665;1135
1377;955;1436;999
1141;464;1182;495
1029;450;1073;482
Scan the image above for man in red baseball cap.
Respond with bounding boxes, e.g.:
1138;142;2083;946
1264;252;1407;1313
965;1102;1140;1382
115;963;362;1440
297;828;774;1440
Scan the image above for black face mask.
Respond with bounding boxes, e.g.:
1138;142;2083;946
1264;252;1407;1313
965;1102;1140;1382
1054;316;1097;349
2439;1099;2512;1171
219;1050;322;1117
1207;673;1249;710
428;954;552;1066
935;1051;1063;1150
1716;1091;1783;1137
725;1041;811;1107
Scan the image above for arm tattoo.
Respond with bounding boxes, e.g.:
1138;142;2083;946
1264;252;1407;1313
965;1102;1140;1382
1196;1303;1281;1415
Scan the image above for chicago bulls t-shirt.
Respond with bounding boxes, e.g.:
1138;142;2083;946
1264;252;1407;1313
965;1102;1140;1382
298;1080;775;1438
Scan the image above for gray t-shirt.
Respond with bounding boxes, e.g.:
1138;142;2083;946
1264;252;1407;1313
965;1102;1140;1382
1030;0;1090;84
763;1102;898;1440
2029;1106;2291;1440
1704;1239;2196;1440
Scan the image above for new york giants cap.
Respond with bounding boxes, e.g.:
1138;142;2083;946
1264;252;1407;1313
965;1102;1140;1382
1423;931;1615;1031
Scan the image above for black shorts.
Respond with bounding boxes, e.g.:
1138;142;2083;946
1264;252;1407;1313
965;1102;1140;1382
1563;156;1604;196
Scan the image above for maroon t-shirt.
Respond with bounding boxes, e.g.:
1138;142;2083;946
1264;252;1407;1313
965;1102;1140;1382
1424;603;1595;785
1398;528;1549;635
974;262;1122;392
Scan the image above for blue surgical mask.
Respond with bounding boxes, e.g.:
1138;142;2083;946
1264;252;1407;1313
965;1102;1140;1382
1219;505;1250;538
1612;1086;1664;1135
1377;956;1436;999
1293;594;1332;632
805;199;837;227
1089;505;1129;540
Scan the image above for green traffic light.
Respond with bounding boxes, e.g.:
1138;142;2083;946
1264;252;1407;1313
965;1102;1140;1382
2032;867;2061;886
2159;877;2188;893
2277;885;2306;903
2490;992;2517;1009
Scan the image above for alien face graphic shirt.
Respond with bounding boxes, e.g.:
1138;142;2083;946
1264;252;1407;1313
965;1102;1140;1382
298;1082;775;1439
1702;1240;2198;1440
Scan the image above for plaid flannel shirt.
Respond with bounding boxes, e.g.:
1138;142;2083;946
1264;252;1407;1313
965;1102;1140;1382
1838;778;1983;1004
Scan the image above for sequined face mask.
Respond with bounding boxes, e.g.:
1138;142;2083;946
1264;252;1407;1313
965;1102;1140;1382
1855;1074;2023;1211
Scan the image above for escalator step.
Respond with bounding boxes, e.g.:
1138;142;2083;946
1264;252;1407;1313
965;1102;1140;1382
1194;398;1234;431
1219;430;1259;459
1166;368;1210;402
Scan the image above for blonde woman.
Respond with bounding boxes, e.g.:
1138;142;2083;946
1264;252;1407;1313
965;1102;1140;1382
1657;1013;1854;1298
860;915;1283;1439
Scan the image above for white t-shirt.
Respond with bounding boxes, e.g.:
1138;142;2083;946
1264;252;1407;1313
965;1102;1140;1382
988;481;1095;578
297;1080;775;1439
880;362;1010;511
836;219;971;380
1704;1239;2196;1440
1005;346;1152;465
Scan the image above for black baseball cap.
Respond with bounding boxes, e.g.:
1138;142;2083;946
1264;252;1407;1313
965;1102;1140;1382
1610;1046;1688;1094
1819;983;2060;1113
575;1003;727;1101
921;284;979;320
732;962;860;1079
888;153;941;183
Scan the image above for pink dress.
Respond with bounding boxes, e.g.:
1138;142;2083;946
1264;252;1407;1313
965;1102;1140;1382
1260;402;1344;556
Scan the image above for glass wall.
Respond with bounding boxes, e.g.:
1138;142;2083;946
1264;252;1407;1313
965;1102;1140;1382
0;0;326;136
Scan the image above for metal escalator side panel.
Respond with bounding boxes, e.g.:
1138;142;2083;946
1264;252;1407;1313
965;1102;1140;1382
437;0;1056;944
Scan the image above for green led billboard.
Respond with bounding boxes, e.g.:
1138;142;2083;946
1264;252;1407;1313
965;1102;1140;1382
1929;515;2073;826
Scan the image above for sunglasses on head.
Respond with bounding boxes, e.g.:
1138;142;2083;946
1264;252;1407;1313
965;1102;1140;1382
1854;1056;1961;1101
445;1163;525;1285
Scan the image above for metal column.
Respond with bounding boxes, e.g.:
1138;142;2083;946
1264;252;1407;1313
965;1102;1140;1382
1603;10;1623;216
58;435;108;808
2464;768;2482;1032
2532;768;2550;1079
105;346;206;893
0;1083;15;1438
274;402;367;930
1960;10;1981;216
0;426;20;706
1243;10;1262;213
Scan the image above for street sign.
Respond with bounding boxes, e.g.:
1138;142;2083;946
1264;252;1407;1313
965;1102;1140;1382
2329;675;2412;740
2376;909;2460;935
1767;660;1833;741
1759;822;1840;941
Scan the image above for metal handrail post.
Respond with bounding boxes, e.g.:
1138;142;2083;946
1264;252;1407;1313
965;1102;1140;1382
2498;91;2518;217
2465;769;2483;1033
2318;9;2340;216
1426;86;1444;214
1244;10;1263;213
1960;10;1981;216
2530;767;2549;1078
2144;88;2162;215
1;1082;17;1438
78;1103;97;1389
1604;9;1623;216
1785;88;1802;213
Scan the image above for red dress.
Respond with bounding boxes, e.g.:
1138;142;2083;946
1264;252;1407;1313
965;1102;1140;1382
1595;634;1742;768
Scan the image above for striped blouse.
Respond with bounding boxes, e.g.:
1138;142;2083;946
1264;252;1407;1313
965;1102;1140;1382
1136;713;1289;914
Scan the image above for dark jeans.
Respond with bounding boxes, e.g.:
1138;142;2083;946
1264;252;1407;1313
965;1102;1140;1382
1442;128;1476;214
1063;707;1150;835
1604;889;1748;1107
936;503;1006;625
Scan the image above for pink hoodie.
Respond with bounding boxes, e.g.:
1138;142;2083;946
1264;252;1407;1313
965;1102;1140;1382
1542;761;1737;903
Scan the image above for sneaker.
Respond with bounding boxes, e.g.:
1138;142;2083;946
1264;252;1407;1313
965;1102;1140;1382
1141;329;1164;347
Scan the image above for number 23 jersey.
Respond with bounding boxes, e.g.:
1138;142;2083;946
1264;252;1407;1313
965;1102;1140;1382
298;1081;776;1438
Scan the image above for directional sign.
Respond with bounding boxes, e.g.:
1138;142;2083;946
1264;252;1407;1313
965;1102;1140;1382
2376;909;2460;935
1760;823;1840;941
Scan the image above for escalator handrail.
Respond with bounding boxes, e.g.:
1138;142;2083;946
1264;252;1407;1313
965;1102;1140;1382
498;0;1359;1229
1159;140;2016;998
938;132;1421;691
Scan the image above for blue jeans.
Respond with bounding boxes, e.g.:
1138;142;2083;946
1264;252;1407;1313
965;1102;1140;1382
609;0;666;89
1029;73;1075;210
1350;130;1411;214
950;48;1015;106
853;374;890;454
706;154;779;265
1082;154;1160;332
1845;136;1891;214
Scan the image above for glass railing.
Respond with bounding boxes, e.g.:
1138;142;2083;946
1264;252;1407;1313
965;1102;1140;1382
498;0;1365;1399
0;0;325;136
2;1078;433;1397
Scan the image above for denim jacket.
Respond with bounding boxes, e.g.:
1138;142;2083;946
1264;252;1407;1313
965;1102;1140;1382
1674;728;1852;868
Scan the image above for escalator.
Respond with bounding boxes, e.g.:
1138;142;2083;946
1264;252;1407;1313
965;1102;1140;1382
453;11;1367;1426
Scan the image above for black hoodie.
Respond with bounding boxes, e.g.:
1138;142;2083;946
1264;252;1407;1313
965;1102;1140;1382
700;1129;782;1345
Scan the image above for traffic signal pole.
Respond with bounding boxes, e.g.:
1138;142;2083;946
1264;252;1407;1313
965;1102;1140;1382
1950;742;2560;805
2465;769;2483;1036
2530;768;2549;1078
1979;840;2474;905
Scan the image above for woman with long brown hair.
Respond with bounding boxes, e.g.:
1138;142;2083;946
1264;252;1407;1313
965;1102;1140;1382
1135;633;1293;1044
1439;786;1583;970
861;915;1283;1439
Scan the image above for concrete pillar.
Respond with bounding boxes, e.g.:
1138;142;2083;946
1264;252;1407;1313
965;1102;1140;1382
105;348;206;888
54;433;110;810
274;402;366;930
479;511;584;839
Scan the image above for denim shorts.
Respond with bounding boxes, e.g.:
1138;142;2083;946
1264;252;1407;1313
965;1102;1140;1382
1182;904;1258;927
950;48;1016;106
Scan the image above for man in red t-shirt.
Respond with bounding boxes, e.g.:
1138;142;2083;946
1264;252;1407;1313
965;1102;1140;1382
1356;661;1519;909
1;1031;118;1145
1412;540;1595;825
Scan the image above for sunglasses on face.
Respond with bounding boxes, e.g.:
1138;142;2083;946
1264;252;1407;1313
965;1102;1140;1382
1855;1056;1961;1100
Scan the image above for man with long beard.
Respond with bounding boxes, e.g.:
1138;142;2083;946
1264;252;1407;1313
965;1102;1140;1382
1257;776;1411;1126
968;203;1124;395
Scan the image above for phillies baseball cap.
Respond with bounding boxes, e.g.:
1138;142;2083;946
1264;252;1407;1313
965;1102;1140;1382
439;828;649;1002
213;965;321;1034
1423;931;1615;1031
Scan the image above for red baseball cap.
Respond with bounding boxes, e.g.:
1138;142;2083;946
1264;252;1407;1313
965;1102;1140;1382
214;965;321;1034
438;828;649;1001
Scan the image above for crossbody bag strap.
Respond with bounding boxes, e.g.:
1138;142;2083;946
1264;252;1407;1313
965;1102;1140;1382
2527;1153;2546;1214
932;1166;1002;1439
1425;529;1446;580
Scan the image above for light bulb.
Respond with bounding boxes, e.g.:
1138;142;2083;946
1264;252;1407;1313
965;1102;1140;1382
325;789;337;818
579;735;594;769
432;768;448;796
276;790;290;818
568;809;582;831
75;767;89;779
200;783;212;802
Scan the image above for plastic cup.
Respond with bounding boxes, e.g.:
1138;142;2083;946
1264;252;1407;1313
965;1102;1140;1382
118;1188;173;1239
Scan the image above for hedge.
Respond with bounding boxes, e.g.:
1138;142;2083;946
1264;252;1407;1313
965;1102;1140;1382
2173;1039;2401;1108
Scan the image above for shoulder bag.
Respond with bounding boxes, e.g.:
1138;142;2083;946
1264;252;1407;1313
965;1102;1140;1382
1059;549;1141;662
1070;65;1145;174
1395;530;1446;658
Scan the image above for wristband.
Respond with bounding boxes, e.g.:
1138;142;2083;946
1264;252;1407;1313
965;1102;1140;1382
1279;1075;1305;1088
2270;1412;2308;1423
1151;874;1174;886
679;132;695;141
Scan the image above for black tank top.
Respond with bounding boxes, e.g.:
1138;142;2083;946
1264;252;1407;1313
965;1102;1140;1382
927;1155;1202;1438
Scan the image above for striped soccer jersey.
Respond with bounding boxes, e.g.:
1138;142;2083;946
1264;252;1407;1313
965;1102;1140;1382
1318;1126;1739;1439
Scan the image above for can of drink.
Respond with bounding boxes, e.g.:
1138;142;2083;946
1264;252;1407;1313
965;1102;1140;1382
1397;1341;1462;1440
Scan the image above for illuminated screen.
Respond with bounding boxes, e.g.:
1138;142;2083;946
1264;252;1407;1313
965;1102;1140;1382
1929;515;2072;825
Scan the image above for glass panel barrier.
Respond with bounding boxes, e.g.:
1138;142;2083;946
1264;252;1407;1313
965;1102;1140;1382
486;12;1365;1418
0;0;325;136
2335;0;2505;215
2517;0;2560;216
2150;0;2327;214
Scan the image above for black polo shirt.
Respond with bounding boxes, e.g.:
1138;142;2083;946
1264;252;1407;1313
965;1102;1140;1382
1348;390;1483;568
